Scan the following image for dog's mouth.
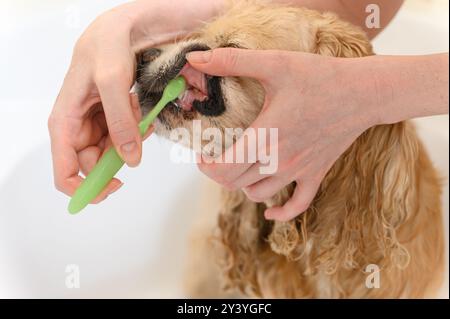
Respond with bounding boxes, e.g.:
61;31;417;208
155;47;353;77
136;44;226;119
174;63;208;112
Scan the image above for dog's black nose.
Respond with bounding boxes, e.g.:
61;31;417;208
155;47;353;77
136;48;162;83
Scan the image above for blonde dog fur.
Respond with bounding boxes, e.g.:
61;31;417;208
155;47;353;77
137;1;445;298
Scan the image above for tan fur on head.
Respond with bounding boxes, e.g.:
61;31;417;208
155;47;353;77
139;1;444;298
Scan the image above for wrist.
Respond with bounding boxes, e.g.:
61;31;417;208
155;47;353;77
332;56;383;132
121;0;226;52
362;54;449;126
340;55;401;128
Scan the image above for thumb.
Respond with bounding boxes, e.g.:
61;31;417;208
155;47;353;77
186;48;280;81
264;179;320;222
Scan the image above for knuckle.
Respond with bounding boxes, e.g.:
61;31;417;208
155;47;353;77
95;65;128;87
53;178;66;194
197;162;215;176
53;181;61;192
108;117;127;131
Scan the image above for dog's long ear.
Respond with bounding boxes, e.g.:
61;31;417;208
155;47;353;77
314;13;373;58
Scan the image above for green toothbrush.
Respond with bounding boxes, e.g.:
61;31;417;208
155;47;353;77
68;76;186;214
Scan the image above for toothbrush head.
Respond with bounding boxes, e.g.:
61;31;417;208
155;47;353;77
161;76;187;103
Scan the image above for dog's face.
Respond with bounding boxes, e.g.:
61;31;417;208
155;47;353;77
135;3;370;156
135;3;321;155
136;41;263;155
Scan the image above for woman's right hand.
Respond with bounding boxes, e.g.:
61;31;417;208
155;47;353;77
48;0;223;202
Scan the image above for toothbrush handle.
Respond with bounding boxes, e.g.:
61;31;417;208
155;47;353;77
68;77;186;214
68;107;160;214
68;148;125;214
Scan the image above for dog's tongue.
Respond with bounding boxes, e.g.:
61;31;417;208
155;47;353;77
179;63;208;96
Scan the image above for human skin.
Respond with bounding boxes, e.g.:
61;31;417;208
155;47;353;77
48;0;224;201
49;0;405;204
186;50;449;221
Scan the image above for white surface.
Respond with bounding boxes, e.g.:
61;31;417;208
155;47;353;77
0;0;203;298
0;1;448;298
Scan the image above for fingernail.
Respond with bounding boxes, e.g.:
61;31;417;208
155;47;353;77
186;51;212;64
264;210;274;220
120;141;140;166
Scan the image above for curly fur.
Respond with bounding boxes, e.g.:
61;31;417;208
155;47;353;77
216;122;444;298
140;0;444;298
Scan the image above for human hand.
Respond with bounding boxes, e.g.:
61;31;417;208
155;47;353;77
48;1;223;202
48;8;147;203
187;48;380;221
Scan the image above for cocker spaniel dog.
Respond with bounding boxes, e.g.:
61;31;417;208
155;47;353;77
135;0;444;298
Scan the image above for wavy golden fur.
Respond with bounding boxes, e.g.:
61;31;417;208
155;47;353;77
152;1;445;298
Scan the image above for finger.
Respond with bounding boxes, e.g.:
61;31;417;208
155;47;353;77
78;145;103;176
231;162;269;190
128;92;157;144
49;71;92;196
197;126;259;186
197;157;252;188
91;179;123;204
242;176;290;202
92;109;108;133
96;71;142;167
130;93;143;122
76;110;108;150
49;132;83;196
129;93;153;140
264;179;321;222
186;48;285;83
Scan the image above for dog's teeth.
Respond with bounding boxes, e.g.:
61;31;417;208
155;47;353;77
172;101;180;108
178;90;188;101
